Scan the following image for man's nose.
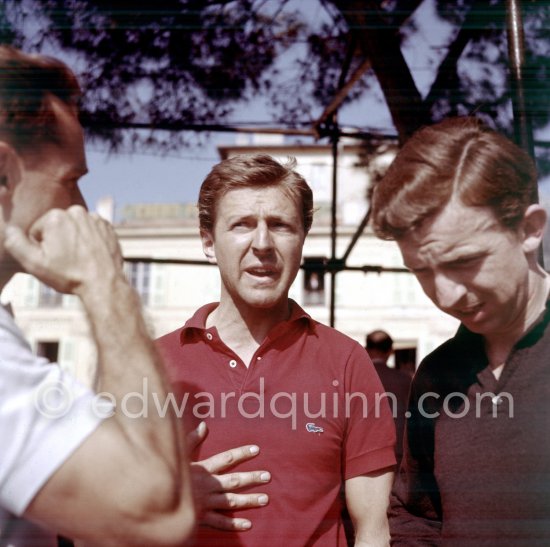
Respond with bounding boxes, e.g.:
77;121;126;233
434;272;467;310
252;223;274;251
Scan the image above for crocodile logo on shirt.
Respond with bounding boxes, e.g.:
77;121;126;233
306;422;324;434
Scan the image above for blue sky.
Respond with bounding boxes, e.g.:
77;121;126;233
82;140;225;214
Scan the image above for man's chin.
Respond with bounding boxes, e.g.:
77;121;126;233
445;304;486;329
460;314;497;336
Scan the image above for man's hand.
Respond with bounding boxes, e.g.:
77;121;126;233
4;205;123;295
189;422;271;531
16;206;197;543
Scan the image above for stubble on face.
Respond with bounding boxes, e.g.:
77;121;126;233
397;199;532;338
206;186;305;320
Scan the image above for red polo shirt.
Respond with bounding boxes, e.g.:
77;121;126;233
157;301;396;546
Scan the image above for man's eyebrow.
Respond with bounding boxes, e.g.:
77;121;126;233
268;214;291;221
403;250;486;270
227;212;253;220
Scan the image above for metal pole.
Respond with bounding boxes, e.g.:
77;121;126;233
506;0;535;163
506;0;543;267
330;125;339;328
341;209;370;264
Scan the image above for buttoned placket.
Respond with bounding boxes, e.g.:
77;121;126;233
202;328;268;393
475;343;529;414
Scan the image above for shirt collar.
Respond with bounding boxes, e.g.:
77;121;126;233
453;294;550;366
516;294;550;349
178;299;315;346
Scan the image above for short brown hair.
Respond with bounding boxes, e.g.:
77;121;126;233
0;45;81;152
371;116;538;240
198;154;314;233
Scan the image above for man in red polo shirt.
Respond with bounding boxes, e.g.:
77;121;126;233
157;154;396;546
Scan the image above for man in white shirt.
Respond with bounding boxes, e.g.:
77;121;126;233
0;45;196;546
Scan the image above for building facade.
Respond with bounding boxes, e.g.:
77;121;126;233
3;141;459;385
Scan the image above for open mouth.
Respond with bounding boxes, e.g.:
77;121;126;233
246;267;278;278
456;303;483;316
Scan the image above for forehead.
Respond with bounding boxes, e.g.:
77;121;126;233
397;199;516;265
216;185;301;217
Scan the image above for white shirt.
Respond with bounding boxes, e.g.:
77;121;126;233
0;304;103;544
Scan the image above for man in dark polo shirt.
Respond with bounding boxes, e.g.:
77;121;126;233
157;154;397;546
370;116;550;546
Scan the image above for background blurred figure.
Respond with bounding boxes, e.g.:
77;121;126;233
366;330;411;464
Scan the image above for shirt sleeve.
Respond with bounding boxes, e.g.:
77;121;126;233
342;343;397;479
0;307;104;516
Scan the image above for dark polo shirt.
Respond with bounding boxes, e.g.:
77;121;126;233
390;300;550;546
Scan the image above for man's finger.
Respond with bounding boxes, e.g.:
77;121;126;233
201;510;252;532
28;207;69;238
216;470;271;491
199;444;260;474
204;492;269;511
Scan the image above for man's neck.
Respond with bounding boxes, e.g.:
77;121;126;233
206;297;291;367
485;267;549;369
0;264;15;293
0;239;18;291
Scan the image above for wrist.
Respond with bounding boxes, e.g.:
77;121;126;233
76;272;136;311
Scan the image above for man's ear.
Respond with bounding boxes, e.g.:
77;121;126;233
200;229;217;264
0;141;20;203
520;204;547;254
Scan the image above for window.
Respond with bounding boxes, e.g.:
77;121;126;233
126;261;151;305
36;341;59;362
303;256;326;306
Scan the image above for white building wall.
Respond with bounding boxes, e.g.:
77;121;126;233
3;143;459;384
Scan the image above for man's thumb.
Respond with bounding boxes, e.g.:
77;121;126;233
186;421;208;453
